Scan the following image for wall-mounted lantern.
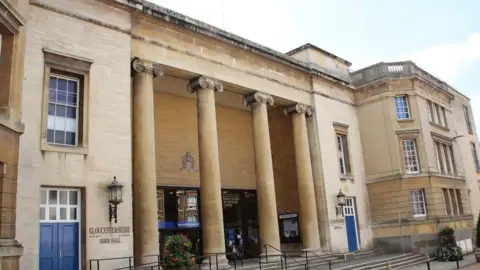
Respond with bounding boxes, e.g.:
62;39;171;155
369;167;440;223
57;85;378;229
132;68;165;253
108;176;123;223
336;189;346;217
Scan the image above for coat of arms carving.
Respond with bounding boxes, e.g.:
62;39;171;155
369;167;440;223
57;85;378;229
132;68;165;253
181;152;196;171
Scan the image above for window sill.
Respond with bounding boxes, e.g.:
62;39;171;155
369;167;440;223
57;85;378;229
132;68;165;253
430;122;449;131
41;141;88;155
397;119;414;122
340;174;354;181
413;215;427;219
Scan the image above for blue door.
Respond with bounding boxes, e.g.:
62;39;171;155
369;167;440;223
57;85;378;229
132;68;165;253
344;198;359;252
40;223;58;270
40;189;80;270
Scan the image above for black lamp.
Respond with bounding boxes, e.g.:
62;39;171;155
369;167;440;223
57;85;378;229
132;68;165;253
108;176;123;223
336;189;346;217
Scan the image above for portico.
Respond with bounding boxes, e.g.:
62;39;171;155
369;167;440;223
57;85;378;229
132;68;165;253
129;52;324;266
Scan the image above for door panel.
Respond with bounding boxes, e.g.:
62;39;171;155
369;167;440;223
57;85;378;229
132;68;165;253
40;223;58;270
59;223;79;270
345;216;358;252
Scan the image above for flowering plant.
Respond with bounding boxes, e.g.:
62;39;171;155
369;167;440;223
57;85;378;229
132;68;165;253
162;234;196;269
436;227;463;261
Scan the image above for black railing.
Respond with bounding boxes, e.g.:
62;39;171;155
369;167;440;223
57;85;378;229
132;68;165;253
237;246;263;270
264;244;307;270
304;251;332;270
89;252;238;270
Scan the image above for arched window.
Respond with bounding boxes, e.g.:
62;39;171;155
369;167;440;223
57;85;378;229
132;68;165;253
187;195;197;209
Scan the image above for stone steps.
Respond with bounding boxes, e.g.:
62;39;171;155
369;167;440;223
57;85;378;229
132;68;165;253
334;253;426;270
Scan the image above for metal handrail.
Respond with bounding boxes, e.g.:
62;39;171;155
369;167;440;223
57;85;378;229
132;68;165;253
237;246;262;270
303;250;332;270
263;244;307;270
203;252;238;270
89;254;160;270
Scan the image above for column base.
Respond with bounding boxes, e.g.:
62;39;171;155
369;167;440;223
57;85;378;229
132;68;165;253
201;254;230;270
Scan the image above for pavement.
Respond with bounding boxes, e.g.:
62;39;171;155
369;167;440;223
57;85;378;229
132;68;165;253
407;254;478;270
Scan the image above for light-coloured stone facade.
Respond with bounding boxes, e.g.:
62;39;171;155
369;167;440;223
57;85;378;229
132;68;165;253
1;0;477;270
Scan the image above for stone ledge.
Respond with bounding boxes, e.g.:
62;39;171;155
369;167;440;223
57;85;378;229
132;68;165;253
0;239;23;257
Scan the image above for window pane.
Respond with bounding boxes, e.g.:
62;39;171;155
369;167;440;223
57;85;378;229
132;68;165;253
49;190;58;204
49;207;57;220
69;191;78;205
56;105;66;117
41;190;47;204
443;188;452;215
60;207;67;220
47;129;55;143
40;207;46;220
49;76;57;89
395;96;410;120
54;130;65;144
456;190;463;214
59;190;68;205
56;91;67;104
58;79;67;91
70;208;77;220
66;107;76;118
403;140;419;173
67;94;77;106
68;80;78;93
49;90;56;102
48;104;55;115
66;132;76;146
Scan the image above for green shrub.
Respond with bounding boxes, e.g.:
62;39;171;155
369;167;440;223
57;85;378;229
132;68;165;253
162;234;196;269
436;227;463;261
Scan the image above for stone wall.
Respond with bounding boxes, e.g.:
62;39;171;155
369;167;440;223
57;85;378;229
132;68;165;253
154;92;256;189
17;2;133;270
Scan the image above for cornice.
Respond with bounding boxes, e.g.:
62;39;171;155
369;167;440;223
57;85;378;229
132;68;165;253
0;0;25;34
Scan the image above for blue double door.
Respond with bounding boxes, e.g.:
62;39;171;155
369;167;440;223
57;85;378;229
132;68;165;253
40;223;79;270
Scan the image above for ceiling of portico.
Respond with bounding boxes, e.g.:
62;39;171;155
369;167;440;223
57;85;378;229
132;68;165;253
153;66;294;111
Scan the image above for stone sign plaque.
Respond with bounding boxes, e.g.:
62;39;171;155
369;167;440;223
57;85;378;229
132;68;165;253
88;226;131;244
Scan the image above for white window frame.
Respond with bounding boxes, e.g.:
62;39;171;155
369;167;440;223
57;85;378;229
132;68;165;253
337;135;346;175
47;74;80;147
395;95;411;120
410;189;427;218
402;139;420;174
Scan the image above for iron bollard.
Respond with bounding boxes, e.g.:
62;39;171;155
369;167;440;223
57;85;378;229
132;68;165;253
328;260;332;270
456;257;460;269
426;261;430;270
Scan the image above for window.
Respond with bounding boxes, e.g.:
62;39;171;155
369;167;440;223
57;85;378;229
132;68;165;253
464;106;473;134
442;188;463;216
455;189;464;215
279;213;300;243
41;49;92;154
187;195;197;209
402;139;419;173
427;100;448;128
395;96;410;120
336;134;351;176
410;189;427;217
434;141;456;175
40;188;80;222
47;75;79;146
471;142;480;171
187;215;197;222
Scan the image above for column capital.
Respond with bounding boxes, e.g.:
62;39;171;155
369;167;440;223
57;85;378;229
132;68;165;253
131;58;164;77
243;91;274;107
284;103;313;116
187;76;223;94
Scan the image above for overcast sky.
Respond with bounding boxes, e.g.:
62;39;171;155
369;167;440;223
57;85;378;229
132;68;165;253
149;0;480;133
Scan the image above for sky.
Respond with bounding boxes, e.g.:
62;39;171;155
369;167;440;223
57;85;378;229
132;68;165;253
149;0;480;133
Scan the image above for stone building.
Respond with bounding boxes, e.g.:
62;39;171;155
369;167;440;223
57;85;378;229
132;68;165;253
0;0;478;269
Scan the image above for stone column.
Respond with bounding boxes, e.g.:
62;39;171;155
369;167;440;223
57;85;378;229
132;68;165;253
284;103;321;252
243;92;281;258
131;58;163;265
187;76;229;269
